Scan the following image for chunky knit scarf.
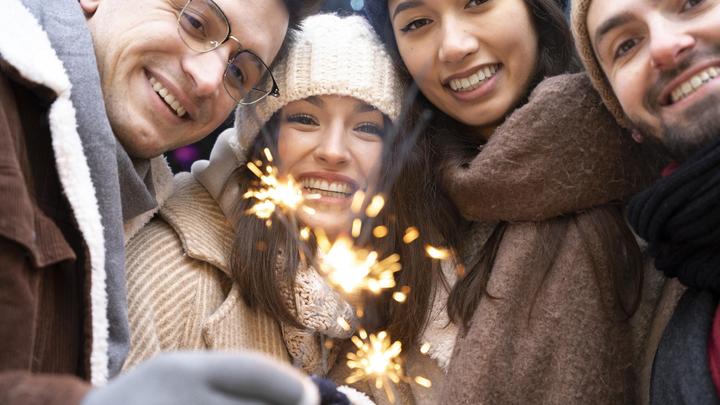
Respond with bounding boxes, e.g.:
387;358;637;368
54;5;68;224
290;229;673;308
627;137;720;292
276;253;356;376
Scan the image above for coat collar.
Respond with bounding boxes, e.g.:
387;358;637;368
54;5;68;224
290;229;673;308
441;73;659;222
160;172;234;275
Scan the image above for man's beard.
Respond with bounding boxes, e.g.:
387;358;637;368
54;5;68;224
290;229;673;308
654;93;720;161
634;45;720;162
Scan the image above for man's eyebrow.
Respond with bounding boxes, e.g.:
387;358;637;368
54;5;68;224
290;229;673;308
594;13;634;54
392;0;423;21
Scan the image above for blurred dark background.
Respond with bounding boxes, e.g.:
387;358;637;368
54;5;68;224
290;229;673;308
166;0;358;173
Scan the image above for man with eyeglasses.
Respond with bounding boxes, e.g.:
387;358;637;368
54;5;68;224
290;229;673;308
0;0;324;404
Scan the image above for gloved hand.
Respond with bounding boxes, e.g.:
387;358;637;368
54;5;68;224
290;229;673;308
82;351;319;405
310;375;349;405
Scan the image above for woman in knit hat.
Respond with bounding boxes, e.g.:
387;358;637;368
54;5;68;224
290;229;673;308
121;13;414;403
360;0;674;403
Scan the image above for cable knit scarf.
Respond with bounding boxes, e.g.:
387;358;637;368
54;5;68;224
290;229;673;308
276;253;356;376
627;137;720;292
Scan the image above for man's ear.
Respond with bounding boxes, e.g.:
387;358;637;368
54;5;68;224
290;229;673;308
79;0;100;17
631;129;644;144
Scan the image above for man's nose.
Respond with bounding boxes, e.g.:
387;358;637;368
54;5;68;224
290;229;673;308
648;20;695;70
181;46;230;98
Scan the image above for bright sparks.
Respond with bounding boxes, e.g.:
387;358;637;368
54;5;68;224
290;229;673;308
365;195;385;218
373;225;388;238
352;219;362;238
243;154;304;219
351;191;365;214
425;245;451;260
392;292;407;303
346;330;404;403
403;227;420;244
317;235;401;294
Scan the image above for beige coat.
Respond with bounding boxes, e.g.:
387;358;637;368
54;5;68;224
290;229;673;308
123;173;290;371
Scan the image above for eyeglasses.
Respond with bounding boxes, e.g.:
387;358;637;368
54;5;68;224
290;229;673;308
177;0;280;105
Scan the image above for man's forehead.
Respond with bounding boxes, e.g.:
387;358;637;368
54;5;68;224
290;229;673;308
587;0;655;38
213;0;288;61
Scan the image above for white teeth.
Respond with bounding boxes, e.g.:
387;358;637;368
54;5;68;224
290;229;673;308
149;76;187;118
301;178;353;197
448;64;499;92
670;66;719;104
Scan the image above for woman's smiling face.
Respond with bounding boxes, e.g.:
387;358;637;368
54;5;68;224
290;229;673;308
388;0;539;137
277;95;386;239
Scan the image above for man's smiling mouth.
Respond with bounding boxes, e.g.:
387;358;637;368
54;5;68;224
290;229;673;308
149;76;187;118
669;66;720;105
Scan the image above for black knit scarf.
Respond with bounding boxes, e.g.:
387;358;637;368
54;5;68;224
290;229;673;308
627;137;720;293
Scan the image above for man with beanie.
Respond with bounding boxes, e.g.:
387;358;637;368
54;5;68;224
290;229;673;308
0;0;323;404
573;1;720;403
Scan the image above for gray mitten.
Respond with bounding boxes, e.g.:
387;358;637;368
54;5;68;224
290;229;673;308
82;351;319;405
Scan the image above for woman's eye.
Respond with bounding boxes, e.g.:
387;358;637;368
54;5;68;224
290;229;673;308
614;38;640;60
286;114;318;126
465;0;489;8
400;18;432;33
355;123;385;137
682;0;705;11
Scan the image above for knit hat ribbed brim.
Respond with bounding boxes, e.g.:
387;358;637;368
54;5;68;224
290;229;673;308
229;13;403;159
571;0;632;129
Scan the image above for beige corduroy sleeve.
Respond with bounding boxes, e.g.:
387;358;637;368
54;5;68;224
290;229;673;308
122;219;212;372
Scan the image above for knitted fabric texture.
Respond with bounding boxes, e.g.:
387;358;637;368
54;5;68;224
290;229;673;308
276;251;356;376
627;136;720;292
229;13;403;160
571;0;632;129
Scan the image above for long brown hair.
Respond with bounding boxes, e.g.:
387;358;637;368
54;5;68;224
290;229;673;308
365;0;644;333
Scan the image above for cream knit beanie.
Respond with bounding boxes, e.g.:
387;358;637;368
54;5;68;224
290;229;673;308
571;0;632;129
227;13;404;161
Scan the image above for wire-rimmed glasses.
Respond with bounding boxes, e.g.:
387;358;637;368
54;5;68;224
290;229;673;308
177;0;280;105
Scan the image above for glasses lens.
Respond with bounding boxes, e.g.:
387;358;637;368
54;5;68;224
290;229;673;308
178;0;228;52
224;51;275;104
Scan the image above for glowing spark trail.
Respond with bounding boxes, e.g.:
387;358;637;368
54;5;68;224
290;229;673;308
346;330;404;403
243;152;305;219
425;245;451;260
317;235;401;294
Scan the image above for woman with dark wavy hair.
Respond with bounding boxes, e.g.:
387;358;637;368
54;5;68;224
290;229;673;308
356;0;681;403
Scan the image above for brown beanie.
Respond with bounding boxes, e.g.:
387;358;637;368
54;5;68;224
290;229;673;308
571;0;632;129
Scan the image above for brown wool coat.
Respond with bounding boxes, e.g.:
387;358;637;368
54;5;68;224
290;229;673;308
437;73;684;405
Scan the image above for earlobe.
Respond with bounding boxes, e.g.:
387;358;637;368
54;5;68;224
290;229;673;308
631;129;644;144
79;0;100;16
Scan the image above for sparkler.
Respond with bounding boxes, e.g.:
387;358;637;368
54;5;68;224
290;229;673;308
243;148;309;219
346;330;404;403
345;329;432;402
316;233;401;294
